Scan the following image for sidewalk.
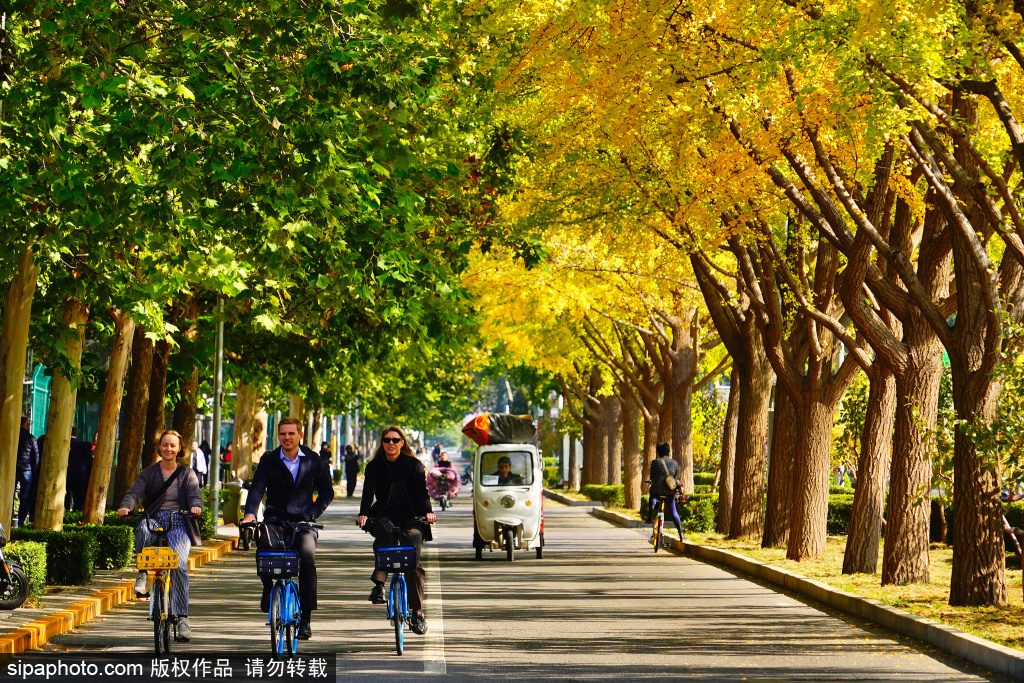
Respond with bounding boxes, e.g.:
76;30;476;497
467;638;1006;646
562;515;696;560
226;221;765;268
0;533;238;654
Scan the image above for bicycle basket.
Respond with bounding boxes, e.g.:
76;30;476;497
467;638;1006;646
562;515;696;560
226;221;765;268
256;551;298;578
137;547;179;571
375;546;417;572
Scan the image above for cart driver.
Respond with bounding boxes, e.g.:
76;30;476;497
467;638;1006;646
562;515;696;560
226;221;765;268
492;455;524;485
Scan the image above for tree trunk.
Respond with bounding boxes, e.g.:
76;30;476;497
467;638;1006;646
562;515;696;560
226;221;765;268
34;299;89;530
84;312;135;524
172;366;200;462
233;382;260;480
144;339;171;466
882;348;943;585
114;326;153;504
581;418;597;487
763;388;797;547
716;367;739;535
622;399;641;509
786;396;835;560
844;367;896;574
0;241;39;532
569;434;580;491
729;342;773;540
673;378;695;494
949;374;1007;605
641;414;657;494
605;396;622;486
657;396;672;444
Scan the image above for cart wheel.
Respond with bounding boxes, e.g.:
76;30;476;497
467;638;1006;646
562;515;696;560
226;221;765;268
504;528;515;562
475;546;482;560
536;532;544;559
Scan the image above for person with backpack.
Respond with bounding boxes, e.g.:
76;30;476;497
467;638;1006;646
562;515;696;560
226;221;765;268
648;442;685;542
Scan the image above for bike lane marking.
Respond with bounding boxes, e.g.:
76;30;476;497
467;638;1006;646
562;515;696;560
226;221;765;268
422;545;446;674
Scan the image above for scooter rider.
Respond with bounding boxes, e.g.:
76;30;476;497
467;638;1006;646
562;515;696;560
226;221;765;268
242;417;334;640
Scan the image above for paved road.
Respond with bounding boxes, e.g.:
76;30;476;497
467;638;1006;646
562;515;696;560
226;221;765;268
41;472;1006;681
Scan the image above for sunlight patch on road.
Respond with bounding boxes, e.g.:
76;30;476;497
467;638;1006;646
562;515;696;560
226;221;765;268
422;545;446;674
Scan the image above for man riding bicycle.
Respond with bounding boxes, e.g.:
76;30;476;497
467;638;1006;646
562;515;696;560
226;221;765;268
649;442;685;542
242;417;334;640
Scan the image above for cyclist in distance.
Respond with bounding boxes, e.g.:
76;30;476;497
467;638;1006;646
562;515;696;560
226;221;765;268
648;442;685;542
118;430;204;641
357;426;436;635
241;416;334;640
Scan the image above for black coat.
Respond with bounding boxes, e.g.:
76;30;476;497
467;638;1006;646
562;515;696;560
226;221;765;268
244;445;334;523
67;438;93;480
17;428;39;472
359;454;433;541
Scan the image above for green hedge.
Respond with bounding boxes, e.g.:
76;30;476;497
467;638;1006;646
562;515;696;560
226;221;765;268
543;466;560;488
10;529;97;585
543;456;557;468
6;541;46;599
694;484;712;494
829;485;854;495
84;525;134;570
581;484;624;507
199;490;216;540
693;472;715;486
332;469;343;485
827;495;855;535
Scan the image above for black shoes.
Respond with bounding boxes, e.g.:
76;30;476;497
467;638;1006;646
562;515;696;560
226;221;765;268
369;585;386;605
260;587;271;614
297;619;311;640
411;611;428;635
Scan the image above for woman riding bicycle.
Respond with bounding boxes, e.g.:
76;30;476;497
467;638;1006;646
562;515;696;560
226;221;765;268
648;442;685;542
118;430;203;642
357;426;436;635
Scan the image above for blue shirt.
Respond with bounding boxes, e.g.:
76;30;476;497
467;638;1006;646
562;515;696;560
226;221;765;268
280;450;304;481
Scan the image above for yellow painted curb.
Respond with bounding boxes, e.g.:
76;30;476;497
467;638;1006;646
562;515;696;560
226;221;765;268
0;537;238;655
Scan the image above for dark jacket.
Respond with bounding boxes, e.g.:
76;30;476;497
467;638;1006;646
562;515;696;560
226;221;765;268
119;463;204;545
360;453;433;541
67;438;93;480
244;445;334;523
17;428;39;472
649;456;680;498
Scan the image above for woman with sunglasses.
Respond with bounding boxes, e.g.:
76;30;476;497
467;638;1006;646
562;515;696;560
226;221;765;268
357;426;436;635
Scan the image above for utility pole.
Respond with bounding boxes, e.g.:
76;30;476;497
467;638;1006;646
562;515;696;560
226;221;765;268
209;298;225;526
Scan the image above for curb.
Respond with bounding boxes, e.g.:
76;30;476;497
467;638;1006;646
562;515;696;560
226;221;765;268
677;541;1024;681
0;537;238;655
589;507;646;528
542;489;595;507
585;503;1024;681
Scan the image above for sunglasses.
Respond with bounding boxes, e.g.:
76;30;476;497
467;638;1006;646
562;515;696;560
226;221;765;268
382;438;403;444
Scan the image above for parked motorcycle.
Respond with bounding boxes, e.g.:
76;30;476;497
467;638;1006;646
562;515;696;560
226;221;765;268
0;524;29;609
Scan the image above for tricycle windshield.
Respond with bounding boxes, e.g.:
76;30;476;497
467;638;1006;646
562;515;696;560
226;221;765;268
479;451;534;487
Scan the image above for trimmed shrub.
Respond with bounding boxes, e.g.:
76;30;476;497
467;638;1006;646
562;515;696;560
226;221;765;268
693;472;715;487
62;510;83;526
103;510;135;527
10;529;97;585
694;484;713;494
84;525;134;570
543;467;560;488
581;484;624;507
332;469;343;485
640;495;651;522
830;485;854;495
5;541;46;599
543;456;557;468
199;490;216;540
680;496;717;533
827;495;855;535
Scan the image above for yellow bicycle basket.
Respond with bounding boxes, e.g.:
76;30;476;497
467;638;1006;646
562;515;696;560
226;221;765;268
136;547;179;571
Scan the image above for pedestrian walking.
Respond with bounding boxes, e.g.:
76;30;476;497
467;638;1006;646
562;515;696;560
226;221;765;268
191;441;208;488
344;444;360;497
118;430;204;642
65;427;93;512
221;444;233;482
15;417;39;526
319;441;333;478
431;442;441;464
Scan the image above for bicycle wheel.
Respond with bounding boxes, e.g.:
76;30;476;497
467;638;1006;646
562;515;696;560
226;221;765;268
269;585;285;660
151;578;164;654
504;528;514;562
287;583;300;657
0;565;30;609
163;576;173;652
390;579;404;656
654;515;663;553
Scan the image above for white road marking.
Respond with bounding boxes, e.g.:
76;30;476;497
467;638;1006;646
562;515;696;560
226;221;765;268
422;545;446;674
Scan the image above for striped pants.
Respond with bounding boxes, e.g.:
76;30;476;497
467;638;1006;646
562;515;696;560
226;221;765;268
135;511;191;616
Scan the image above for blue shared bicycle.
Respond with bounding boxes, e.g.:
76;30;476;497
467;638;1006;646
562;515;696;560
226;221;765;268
243;520;323;660
363;517;430;656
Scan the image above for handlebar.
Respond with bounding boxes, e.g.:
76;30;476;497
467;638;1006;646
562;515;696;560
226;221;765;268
128;510;196;519
239;520;323;530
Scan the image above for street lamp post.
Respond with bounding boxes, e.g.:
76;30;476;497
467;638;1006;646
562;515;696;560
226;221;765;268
209;298;225;526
